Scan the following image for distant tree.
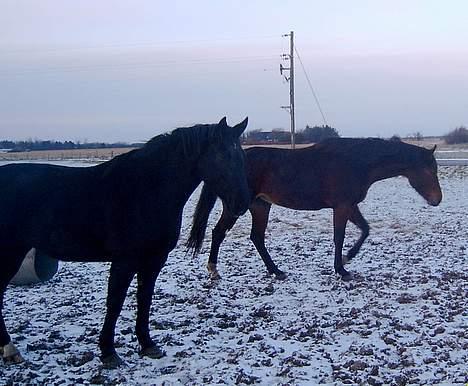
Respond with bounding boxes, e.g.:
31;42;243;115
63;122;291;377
0;140;15;149
444;126;468;144
390;134;401;142
407;132;423;141
298;125;340;143
295;131;305;144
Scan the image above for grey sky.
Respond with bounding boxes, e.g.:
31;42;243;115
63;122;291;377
1;0;467;142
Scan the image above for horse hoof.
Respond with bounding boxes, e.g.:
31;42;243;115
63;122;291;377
274;271;287;280
3;353;24;365
101;352;124;369
341;272;353;281
139;345;165;359
207;263;221;280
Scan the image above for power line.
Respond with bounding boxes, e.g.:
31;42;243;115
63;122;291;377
1;35;281;56
0;55;279;78
294;46;328;127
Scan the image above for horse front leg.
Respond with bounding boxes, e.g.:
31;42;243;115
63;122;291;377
0;290;23;364
250;199;286;280
99;261;136;368
207;207;239;280
136;263;165;359
333;206;352;281
344;205;370;264
0;248;28;364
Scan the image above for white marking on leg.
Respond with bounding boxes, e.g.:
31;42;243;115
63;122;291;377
207;262;216;273
3;342;23;363
207;263;221;280
3;342;19;357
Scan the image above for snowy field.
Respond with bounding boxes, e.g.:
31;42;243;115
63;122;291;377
1;163;467;385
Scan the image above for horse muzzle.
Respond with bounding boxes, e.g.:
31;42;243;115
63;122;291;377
426;191;442;206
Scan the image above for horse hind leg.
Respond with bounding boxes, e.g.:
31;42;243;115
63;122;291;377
333;206;352;280
99;261;136;368
0;249;28;364
344;206;370;265
207;207;239;280
250;199;286;280
136;264;166;359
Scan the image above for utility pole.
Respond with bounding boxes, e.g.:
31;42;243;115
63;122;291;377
280;31;296;149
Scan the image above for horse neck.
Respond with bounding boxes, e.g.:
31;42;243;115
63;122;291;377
137;145;202;204
367;155;415;184
164;151;202;202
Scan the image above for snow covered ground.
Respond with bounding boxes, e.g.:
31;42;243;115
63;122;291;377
1;164;467;385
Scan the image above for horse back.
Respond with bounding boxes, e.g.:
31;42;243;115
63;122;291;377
244;146;369;209
0;163;109;257
0;162;185;261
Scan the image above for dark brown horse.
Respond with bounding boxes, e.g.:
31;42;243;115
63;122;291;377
0;118;250;367
187;137;442;281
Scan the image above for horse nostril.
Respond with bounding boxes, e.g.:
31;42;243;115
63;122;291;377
428;193;442;206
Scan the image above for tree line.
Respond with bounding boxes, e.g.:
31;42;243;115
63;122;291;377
243;125;340;144
2;125;466;151
243;125;468;145
0;140;138;152
444;126;468;145
1;126;340;151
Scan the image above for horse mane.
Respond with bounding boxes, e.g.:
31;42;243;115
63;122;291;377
317;137;430;167
143;123;225;159
100;123;225;173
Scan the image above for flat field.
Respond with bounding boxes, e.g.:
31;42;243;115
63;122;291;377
0;147;135;162
1;138;467;163
0;163;467;385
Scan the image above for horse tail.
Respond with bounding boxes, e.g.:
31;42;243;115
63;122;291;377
186;183;218;257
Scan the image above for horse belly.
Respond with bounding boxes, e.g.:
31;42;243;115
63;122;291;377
32;227;108;262
276;197;327;211
256;186;327;211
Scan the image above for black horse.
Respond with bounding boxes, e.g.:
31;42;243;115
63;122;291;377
188;137;442;281
0;117;250;367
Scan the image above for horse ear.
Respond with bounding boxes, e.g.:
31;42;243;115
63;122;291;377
218;117;228;128
431;144;437;153
233;117;248;137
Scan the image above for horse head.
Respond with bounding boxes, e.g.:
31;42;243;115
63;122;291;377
406;145;442;206
197;117;250;217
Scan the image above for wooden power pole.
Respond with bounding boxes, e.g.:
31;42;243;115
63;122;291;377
280;31;296;149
